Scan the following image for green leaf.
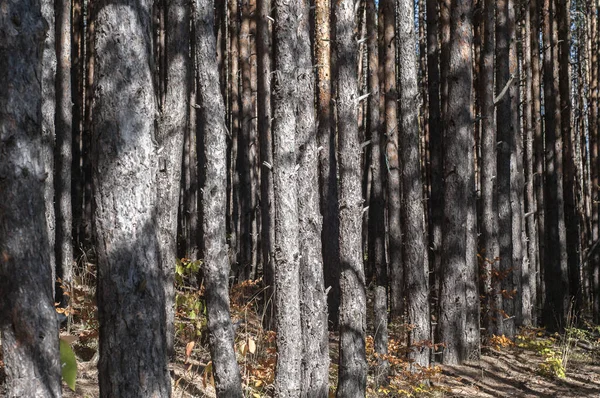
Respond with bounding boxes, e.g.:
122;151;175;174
60;338;77;391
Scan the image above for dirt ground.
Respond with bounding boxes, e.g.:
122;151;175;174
55;333;600;398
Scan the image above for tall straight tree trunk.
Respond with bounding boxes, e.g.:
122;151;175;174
296;2;329;394
229;0;241;269
523;0;539;326
508;0;525;329
55;0;73;310
195;0;244;395
257;0;275;328
542;0;569;332
158;0;190;357
0;2;62;396
397;0;430;368
72;0;84;250
439;0;480;365
41;0;56;298
272;0;302;394
382;0;403;320
315;0;341;327
368;0;389;386
479;0;500;335
496;0;516;336
558;0;580;311
590;0;600;324
532;0;545;318
426;0;443;306
239;0;258;279
335;0;367;395
91;1;170;395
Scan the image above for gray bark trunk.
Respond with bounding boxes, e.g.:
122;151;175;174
479;0;501;335
0;3;62;396
158;0;190;358
335;0;367;395
91;1;171;396
273;0;303;395
439;0;480;365
55;0;74;309
296;0;330;395
42;0;56;297
397;0;430;368
368;0;389;386
195;0;244;395
315;0;341;328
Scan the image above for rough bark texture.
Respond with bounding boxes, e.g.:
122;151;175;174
496;0;515;337
591;0;600;324
296;0;329;395
531;0;545;319
542;0;569;332
315;0;341;328
273;0;302;395
158;0;190;358
42;0;56;297
335;0;367;395
479;0;500;335
523;0;539;326
0;2;62;396
439;0;480;365
257;0;275;328
368;0;389;386
507;0;525;330
91;2;171;396
397;0;430;368
558;0;580;311
55;0;73;309
382;0;403;320
195;0;244;395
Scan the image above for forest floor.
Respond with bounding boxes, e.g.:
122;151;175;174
2;271;600;397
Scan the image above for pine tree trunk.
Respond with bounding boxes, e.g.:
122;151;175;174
542;0;570;332
296;2;329;394
257;0;275;329
195;0;244;394
272;0;303;394
439;0;480;365
558;0;580;311
315;0;341;327
367;0;389;386
91;1;170;395
0;2;62;396
426;0;442;312
55;0;73;310
397;0;430;368
158;0;190;357
335;0;367;395
479;0;500;336
382;0;403;320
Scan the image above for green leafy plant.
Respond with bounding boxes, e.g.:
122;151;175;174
60;338;77;390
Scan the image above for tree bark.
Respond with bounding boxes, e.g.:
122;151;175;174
0;2;62;396
382;0;403;320
479;0;500;335
368;0;389;386
91;1;170;395
542;0;570;332
335;0;367;395
256;0;275;329
439;0;480;365
55;0;73;311
158;0;190;358
398;0;430;368
294;0;330;395
272;0;303;394
315;0;341;328
195;0;244;395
